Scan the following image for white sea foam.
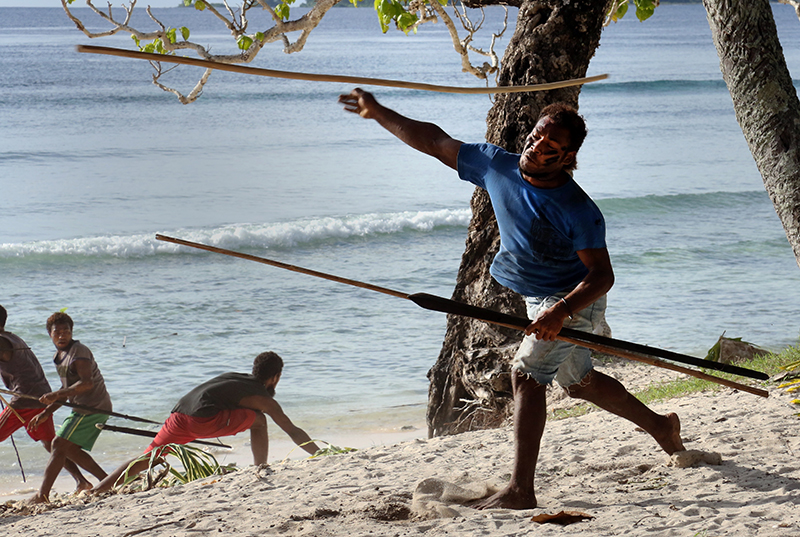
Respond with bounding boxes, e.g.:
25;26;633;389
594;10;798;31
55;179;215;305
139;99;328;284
0;209;471;259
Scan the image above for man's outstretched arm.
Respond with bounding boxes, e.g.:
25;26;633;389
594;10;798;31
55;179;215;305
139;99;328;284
240;395;320;455
339;88;463;170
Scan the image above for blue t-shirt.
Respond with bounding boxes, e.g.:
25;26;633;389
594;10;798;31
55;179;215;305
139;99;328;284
457;143;607;297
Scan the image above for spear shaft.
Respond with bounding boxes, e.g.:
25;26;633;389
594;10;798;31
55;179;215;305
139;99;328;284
0;388;161;425
76;45;608;95
155;234;769;397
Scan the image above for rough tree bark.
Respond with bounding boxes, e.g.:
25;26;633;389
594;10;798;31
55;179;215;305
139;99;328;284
427;0;612;437
702;0;800;268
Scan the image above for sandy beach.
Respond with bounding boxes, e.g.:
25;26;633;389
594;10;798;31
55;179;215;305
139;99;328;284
1;360;798;536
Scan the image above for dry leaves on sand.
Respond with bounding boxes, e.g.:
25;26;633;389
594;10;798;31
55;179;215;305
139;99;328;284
531;510;594;525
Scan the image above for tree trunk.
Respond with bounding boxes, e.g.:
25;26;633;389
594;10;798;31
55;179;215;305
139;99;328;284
426;0;612;437
702;0;800;267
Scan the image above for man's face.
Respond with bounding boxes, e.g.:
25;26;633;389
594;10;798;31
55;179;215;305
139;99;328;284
50;323;73;351
518;118;575;180
264;372;281;397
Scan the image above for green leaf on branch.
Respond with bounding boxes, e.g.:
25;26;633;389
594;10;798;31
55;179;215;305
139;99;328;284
609;2;628;23
374;0;414;34
275;2;290;20
606;0;657;23
183;0;193;6
195;0;206;11
181;26;190;41
166;28;177;44
635;0;657;22
237;35;254;51
141;39;170;55
397;12;418;34
255;31;265;43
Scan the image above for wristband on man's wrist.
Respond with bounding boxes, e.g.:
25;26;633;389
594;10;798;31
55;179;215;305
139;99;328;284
559;297;574;320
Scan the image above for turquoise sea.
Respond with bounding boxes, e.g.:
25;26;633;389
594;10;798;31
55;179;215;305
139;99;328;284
1;4;799;498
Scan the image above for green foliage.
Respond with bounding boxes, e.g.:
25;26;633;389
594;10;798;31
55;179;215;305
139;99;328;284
181;0;207;10
131;34;175;56
777;347;800;407
308;441;358;459
703;334;759;362
607;0;658;23
552;347;799;421
280;439;357;463
374;0;423;35
119;444;235;491
237;35;254;51
275;0;296;21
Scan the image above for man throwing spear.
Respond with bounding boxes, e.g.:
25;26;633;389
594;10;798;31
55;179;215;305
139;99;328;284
93;351;320;493
339;89;685;510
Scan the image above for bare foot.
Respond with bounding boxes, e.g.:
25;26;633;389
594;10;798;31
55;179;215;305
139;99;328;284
28;492;49;504
654;412;685;455
74;480;93;494
472;485;537;510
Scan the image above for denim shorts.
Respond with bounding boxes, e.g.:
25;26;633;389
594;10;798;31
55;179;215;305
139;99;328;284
512;294;608;387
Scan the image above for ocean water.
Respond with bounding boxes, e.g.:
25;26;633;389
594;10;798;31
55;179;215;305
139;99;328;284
1;4;799;498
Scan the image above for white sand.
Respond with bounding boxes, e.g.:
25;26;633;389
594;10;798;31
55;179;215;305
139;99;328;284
2;361;799;536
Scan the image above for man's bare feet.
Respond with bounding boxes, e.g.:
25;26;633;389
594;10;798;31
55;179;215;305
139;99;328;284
74;480;93;494
28;492;48;504
654;412;685;455
472;485;537;510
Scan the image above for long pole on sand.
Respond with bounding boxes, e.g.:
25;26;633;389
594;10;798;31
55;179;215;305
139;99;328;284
155;234;770;398
75;45;608;95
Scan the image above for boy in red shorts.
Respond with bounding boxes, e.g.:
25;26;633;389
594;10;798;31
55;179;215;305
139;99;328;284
93;351;320;493
0;305;91;492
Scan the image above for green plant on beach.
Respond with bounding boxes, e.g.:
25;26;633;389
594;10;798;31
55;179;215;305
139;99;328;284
777;352;800;409
118;444;236;492
551;346;800;421
280;440;357;464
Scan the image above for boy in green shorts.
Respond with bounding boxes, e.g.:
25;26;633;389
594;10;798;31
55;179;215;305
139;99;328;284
28;312;112;503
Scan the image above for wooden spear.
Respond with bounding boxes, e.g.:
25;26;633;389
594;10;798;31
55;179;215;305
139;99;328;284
0;388;161;425
155;234;770;398
96;423;231;449
75;44;608;95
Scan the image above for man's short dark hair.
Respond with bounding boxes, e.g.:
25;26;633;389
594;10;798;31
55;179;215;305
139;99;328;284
46;312;73;334
538;103;588;153
0;305;6;329
252;351;284;382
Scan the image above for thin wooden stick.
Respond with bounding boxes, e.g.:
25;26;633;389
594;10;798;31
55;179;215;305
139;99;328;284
76;45;609;95
0;388;161;425
0;392;25;424
155;234;408;299
0;399;26;482
97;423;231;449
155;234;770;397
